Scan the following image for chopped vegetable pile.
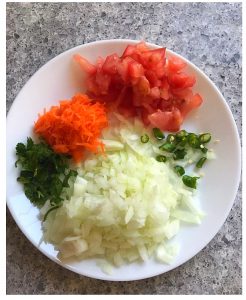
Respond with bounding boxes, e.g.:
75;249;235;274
42;119;207;268
74;41;203;132
13;41;217;275
34;93;108;163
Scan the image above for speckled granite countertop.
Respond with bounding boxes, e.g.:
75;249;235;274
6;2;242;295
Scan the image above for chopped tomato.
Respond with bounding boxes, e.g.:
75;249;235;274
135;41;149;53
74;41;203;132
95;71;111;95
128;60;144;80
149;87;161;99
145;70;162;87
148;108;183;132
178;93;203;117
122;45;136;57
116;57;135;82
160;88;169;100
85;76;100;95
134;76;150;96
140;48;166;69
167;55;187;73
73;54;97;75
159;77;170;100
171;87;193;99
96;56;105;70
121;44;142;59
102;53;120;74
168;73;196;89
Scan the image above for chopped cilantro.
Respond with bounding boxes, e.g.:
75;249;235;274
15;137;77;207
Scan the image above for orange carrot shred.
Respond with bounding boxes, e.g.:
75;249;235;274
34;93;108;163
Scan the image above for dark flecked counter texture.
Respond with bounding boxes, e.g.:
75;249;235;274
6;2;242;295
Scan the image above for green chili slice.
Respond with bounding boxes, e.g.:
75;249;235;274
178;136;187;147
201;146;208;154
188;133;200;148
173;148;187;160
159;142;176;152
174;165;185;176
156;155;167;163
199;133;211;144
141;134;149;143
196;157;207;168
166;134;177;144
176;130;188;140
182;175;199;189
153;128;165;140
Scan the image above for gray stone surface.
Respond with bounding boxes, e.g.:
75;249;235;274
6;2;242;295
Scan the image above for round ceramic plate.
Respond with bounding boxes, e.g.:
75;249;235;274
6;39;241;281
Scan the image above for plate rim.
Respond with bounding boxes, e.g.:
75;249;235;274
6;39;241;281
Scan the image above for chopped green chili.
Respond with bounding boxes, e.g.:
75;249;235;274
201;146;208;154
159;142;176;152
166;134;177;144
174;165;185;176
196;157;207;168
150;129;212;185
173;148;187;160
176;130;188;140
199;133;211;144
188;133;200;148
178;136;187;147
141;134;149;143
156;155;167;163
182;175;199;189
152;128;165;140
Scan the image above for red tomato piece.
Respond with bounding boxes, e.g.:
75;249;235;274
117;88;137;118
122;45;136;57
128;60;144;79
178;93;203;117
148;108;183;132
73;54;97;75
168;73;196;89
118;106;137;118
96;56;105;70
111;87;128;109
159;77;170;100
132;92;142;107
171;87;193;99
116;57;135;82
134;76;150;96
135;41;149;53
145;70;162;87
191;93;203;106
95;71;111;95
140;48;166;69
102;53;120;74
149;87;161;99
160;88;169;100
167;55;187;73
154;61;166;78
159;98;173;111
85;76;100;95
122;41;147;56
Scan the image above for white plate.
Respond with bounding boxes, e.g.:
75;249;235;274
6;39;241;281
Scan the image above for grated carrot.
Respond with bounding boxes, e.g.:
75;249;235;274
34;93;108;163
